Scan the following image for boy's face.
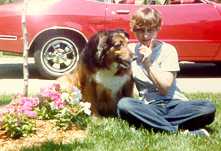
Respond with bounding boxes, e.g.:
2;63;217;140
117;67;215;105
134;28;158;47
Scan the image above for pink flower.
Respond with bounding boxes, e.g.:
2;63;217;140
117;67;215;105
40;84;62;103
31;97;40;107
23;110;37;118
42;83;61;93
52;83;61;91
53;99;65;109
19;97;40;111
49;92;61;102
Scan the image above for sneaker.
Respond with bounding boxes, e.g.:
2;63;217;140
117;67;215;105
182;129;210;137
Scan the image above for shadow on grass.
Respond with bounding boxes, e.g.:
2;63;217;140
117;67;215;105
21;140;93;151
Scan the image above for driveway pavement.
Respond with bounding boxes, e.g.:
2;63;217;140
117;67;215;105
0;57;221;95
177;78;221;93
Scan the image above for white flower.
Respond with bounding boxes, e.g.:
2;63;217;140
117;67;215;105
61;92;70;102
61;90;80;105
79;102;91;116
72;86;82;103
49;102;56;110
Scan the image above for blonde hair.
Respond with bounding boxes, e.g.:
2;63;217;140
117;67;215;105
130;7;162;32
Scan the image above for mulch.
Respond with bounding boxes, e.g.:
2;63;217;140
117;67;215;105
0;120;86;151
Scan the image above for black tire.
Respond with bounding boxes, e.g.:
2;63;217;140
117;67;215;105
34;34;80;79
215;62;221;67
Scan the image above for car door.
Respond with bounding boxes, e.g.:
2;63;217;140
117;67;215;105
105;1;137;41
0;2;22;53
154;2;221;62
105;1;221;62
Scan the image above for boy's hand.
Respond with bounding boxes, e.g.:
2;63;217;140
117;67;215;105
138;45;152;67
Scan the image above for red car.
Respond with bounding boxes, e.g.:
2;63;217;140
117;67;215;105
0;0;221;78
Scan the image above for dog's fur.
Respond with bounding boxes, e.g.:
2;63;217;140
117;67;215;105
57;29;134;116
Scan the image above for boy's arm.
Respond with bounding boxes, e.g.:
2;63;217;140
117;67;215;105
145;64;176;96
139;44;177;96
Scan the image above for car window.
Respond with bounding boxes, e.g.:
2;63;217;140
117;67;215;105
113;0;135;3
95;0;112;3
168;0;203;4
111;0;169;4
112;0;166;4
96;0;105;2
111;0;203;4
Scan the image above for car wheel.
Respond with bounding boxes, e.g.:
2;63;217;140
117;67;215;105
34;35;79;79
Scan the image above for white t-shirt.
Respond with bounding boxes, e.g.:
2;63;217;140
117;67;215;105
132;41;188;101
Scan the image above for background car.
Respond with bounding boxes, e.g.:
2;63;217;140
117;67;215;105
0;0;221;78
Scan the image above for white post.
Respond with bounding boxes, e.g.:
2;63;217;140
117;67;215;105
22;0;29;96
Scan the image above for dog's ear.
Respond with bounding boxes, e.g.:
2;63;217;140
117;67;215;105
122;30;129;39
112;29;129;39
81;31;108;67
95;31;108;64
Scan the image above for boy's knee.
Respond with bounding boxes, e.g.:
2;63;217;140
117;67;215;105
117;97;132;112
201;101;216;115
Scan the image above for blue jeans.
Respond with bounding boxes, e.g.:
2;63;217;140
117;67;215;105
117;98;216;132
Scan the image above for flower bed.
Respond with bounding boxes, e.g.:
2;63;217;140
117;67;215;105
0;83;91;150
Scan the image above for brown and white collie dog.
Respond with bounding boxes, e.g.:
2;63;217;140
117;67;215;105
57;29;134;116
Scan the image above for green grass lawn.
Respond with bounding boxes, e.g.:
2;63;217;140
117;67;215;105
1;93;221;151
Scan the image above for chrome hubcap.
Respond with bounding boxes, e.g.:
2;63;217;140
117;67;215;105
42;38;78;73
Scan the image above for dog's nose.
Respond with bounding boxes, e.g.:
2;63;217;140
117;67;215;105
119;60;130;69
132;56;137;61
131;53;137;62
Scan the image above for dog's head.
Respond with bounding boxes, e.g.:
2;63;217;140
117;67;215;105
82;29;134;74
